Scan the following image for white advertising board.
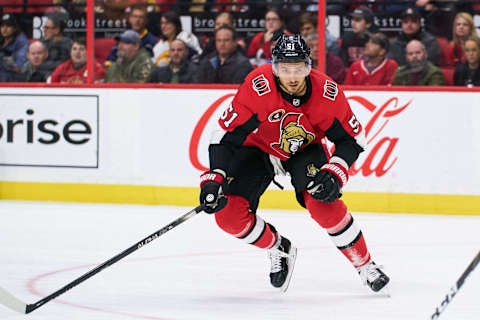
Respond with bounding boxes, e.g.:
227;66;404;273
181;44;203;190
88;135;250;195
1;87;479;197
0;93;99;168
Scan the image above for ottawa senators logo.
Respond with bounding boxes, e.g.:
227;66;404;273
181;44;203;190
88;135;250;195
270;113;315;157
252;74;271;96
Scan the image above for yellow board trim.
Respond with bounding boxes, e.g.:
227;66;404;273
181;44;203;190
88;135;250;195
1;181;479;215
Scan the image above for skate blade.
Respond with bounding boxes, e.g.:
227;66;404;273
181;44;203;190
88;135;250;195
280;246;297;293
373;284;391;298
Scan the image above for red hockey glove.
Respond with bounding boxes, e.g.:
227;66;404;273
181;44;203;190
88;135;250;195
200;170;228;214
306;163;348;202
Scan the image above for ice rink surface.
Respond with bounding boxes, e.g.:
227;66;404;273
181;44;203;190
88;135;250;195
0;200;479;320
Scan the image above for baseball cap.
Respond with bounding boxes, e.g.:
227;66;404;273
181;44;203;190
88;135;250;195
402;8;421;21
350;6;374;24
369;32;389;51
115;30;141;44
1;14;17;26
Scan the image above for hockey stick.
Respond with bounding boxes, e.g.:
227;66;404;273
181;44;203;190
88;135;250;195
0;205;204;314
430;250;480;319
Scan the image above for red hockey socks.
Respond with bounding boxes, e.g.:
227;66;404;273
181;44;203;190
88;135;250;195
303;191;370;267
214;195;277;249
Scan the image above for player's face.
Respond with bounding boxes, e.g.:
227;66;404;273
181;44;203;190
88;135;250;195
129;9;147;32
401;17;420;36
276;62;308;94
464;40;480;66
455;17;470;38
70;42;86;66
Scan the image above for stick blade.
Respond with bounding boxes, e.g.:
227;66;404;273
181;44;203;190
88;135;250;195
0;286;27;314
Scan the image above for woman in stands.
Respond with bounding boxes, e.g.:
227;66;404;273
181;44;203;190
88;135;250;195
447;12;478;68
152;11;202;67
246;8;287;65
454;36;480;86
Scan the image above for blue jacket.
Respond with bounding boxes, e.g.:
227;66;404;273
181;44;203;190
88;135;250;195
1;32;29;68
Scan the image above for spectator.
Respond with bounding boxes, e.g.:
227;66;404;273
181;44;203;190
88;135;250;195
200;12;246;60
149;39;197;83
298;12;341;57
50;37;105;83
247;8;286;63
196;25;252;84
105;4;158;67
325;29;341;57
105;30;154;83
454;36;480;86
152;11;202;67
392;39;445;86
340;6;373;67
389;8;441;66
344;33;398;86
306;33;345;83
15;41;56;82
42;13;73;68
447;12;479;68
0;13;28;81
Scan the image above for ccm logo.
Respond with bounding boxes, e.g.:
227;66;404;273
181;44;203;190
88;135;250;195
0;109;92;145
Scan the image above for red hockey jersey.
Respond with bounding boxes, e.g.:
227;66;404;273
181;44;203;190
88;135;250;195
211;64;364;172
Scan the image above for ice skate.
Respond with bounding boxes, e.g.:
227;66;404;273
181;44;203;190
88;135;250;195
357;260;390;292
268;236;297;292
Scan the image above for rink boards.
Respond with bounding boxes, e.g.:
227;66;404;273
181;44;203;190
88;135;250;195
0;86;479;215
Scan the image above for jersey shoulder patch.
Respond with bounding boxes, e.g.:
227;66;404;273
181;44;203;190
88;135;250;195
252;74;271;96
322;79;338;101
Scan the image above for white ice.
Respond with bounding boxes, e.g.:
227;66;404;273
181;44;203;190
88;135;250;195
0;200;479;320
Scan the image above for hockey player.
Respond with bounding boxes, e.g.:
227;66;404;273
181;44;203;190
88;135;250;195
199;34;390;293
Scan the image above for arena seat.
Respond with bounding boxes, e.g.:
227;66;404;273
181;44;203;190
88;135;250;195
94;38;116;64
436;36;450;68
441;67;454;86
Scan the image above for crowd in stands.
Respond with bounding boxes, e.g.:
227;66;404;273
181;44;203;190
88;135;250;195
1;1;480;86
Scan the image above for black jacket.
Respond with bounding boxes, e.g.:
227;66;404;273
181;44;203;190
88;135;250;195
195;49;253;84
389;30;441;66
149;61;198;83
454;62;480;86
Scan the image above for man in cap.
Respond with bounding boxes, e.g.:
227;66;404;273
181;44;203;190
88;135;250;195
105;4;158;67
105;30;153;83
344;32;398;85
0;14;29;81
389;7;441;66
340;6;374;67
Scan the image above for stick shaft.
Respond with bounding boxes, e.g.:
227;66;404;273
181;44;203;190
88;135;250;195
22;205;203;314
430;250;480;319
